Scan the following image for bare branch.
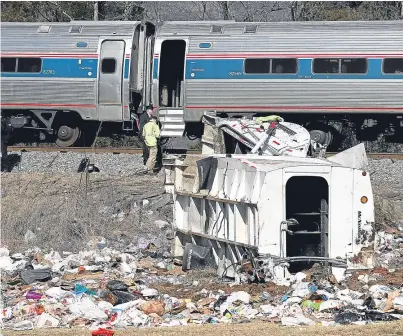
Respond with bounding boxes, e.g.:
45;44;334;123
31;3;52;22
49;1;74;21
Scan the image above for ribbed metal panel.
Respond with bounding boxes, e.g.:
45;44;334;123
1;79;96;105
0;22;139;53
158;21;234;35
188;34;403;53
185;80;403;108
158;20;403;39
1;35;101;53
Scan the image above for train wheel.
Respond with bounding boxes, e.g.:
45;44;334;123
56;125;81;147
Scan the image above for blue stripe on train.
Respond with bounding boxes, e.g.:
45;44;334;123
153;59;159;81
152;58;403;80
185;58;403;79
1;58;130;79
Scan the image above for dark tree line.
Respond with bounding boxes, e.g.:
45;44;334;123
1;1;402;23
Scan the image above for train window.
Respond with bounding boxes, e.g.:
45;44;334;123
101;58;116;74
383;58;403;74
313;59;339;74
17;58;42;73
272;58;297;74
1;57;17;72
244;58;270;74
341;58;367;74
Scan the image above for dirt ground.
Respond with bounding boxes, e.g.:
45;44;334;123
150;277;289;301
345;268;403;291
2;164;403;335
1;172;171;253
3;320;403;336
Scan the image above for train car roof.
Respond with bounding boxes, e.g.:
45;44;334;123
157;20;403;36
0;21;155;36
0;20;153;26
0;21;154;54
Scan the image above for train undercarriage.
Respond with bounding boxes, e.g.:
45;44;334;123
1;110;132;147
1;109;403;152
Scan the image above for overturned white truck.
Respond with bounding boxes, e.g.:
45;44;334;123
164;144;375;282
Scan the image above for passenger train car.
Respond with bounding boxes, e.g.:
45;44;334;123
1;21;155;146
1;20;403;147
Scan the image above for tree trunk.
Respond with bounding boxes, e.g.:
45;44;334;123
94;1;98;20
221;1;230;20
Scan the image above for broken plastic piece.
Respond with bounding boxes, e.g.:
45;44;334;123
363;296;376;309
112;290;140;305
13;320;34;331
36;313;60;328
20;268;52;285
182;243;210;271
106;280;128;292
74;283;96;296
91;328;115;336
26;290;42;300
334;310;399;324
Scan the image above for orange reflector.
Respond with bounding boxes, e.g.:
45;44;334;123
362;171;367;176
361;196;368;204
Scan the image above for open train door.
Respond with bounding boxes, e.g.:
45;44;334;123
98;39;125;121
156;38;188;137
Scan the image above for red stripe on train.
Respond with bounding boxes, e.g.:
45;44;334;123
0;53;98;58
186;53;403;59
1;103;96;108
1;53;132;59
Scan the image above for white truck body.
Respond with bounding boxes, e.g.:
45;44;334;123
164;144;375;281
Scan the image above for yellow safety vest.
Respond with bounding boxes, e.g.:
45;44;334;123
142;120;160;147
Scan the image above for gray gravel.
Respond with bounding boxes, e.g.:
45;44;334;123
367;158;403;196
2;151;402;191
3;151;145;175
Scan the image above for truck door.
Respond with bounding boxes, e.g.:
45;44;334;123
98;39;125;121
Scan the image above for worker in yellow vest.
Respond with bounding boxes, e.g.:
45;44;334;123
142;116;160;174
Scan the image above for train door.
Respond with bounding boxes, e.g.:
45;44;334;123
157;39;187;137
98;40;125;121
143;35;154;107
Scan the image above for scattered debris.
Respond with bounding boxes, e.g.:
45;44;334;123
201;114;324;158
1;149;402;332
1;233;402;331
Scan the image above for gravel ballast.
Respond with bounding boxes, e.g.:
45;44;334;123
2;150;403;185
3;151;145;175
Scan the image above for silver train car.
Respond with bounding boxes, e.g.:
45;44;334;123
1;21;155;146
1;20;403;147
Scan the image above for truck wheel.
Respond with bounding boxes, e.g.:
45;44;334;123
309;129;333;148
306;122;337;149
56;125;81;147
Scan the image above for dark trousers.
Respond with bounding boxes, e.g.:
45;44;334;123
141;140;149;165
156;142;162;169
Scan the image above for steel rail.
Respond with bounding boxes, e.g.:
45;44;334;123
7;146;403;160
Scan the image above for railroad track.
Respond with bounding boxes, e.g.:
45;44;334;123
8;146;144;154
7;146;200;155
7;146;403;160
